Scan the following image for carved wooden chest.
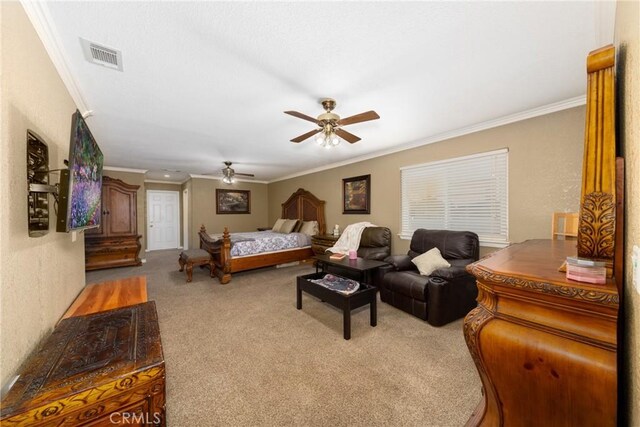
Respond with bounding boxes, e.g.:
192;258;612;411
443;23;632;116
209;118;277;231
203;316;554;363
0;302;165;426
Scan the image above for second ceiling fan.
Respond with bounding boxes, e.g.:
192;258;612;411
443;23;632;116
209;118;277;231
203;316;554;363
285;98;379;146
220;161;254;184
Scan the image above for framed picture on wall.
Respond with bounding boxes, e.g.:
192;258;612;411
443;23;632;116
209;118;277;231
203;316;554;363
216;189;251;214
343;174;371;214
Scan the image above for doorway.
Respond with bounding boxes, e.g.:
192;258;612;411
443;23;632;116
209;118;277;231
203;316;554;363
147;190;180;251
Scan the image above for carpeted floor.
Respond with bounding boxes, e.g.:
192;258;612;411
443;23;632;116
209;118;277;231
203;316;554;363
87;250;481;426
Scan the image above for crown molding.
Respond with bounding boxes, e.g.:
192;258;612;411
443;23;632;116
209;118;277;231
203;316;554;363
20;1;90;115
190;174;268;185
144;180;182;185
103;166;148;174
269;95;586;183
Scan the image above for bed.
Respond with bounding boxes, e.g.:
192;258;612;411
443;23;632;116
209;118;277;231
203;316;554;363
199;188;326;284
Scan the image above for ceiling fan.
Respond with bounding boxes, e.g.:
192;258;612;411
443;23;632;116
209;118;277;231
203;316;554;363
285;98;379;147
220;161;254;184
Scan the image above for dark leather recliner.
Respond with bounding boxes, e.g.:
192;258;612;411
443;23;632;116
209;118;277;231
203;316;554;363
357;227;392;261
325;227;391;288
379;229;479;326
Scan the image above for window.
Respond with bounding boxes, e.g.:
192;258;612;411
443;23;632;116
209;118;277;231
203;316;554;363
400;149;509;247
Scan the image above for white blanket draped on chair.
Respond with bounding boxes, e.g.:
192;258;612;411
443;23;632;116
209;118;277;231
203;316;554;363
326;222;376;255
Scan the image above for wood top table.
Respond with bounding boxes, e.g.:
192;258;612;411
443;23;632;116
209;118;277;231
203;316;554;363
61;276;148;320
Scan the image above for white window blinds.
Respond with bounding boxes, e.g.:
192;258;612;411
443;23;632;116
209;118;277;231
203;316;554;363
400;149;509;247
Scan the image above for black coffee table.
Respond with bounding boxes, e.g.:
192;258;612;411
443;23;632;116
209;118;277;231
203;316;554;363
313;254;388;286
296;272;377;340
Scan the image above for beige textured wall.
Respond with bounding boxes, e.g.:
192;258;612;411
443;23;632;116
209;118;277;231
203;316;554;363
145;182;184;247
0;3;85;387
268;106;585;256
615;0;640;423
102;170;146;254
189;178;269;246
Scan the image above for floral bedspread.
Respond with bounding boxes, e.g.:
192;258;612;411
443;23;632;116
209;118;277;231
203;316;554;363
209;231;311;257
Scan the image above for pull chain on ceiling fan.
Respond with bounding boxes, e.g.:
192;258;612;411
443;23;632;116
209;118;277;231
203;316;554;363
285;98;379;148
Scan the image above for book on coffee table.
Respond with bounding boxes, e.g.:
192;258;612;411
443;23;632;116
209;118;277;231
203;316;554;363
329;253;347;260
310;274;360;295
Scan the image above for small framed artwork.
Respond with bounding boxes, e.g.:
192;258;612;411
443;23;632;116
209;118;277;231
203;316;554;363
343;174;371;214
216;189;251;214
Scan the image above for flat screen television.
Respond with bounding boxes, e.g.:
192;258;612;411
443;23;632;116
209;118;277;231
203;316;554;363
56;110;104;232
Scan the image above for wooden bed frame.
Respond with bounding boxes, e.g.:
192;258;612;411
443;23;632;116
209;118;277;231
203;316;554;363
199;188;326;284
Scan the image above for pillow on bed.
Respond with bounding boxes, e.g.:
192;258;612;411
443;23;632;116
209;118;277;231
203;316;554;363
272;218;286;232
278;219;299;234
298;220;319;236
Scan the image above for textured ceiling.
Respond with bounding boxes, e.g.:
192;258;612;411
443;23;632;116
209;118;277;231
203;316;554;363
35;1;613;182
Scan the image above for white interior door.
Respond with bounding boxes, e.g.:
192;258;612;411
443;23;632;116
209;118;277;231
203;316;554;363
147;190;180;251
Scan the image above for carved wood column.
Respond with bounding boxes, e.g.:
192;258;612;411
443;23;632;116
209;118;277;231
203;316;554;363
577;45;616;260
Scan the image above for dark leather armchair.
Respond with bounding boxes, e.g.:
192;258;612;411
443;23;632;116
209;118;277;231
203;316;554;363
358;227;392;261
380;229;479;326
325;227;391;288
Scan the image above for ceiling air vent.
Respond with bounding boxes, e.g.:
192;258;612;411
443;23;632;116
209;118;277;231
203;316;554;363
80;38;123;71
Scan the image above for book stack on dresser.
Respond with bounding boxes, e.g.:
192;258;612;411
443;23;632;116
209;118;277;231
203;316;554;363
565;256;607;284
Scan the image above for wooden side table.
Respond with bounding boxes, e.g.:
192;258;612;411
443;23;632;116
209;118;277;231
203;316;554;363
311;234;339;255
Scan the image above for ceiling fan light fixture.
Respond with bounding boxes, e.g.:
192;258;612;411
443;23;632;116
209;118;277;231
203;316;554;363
286;98;378;146
315;128;341;149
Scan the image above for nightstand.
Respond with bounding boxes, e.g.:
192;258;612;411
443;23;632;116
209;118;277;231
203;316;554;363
311;234;340;255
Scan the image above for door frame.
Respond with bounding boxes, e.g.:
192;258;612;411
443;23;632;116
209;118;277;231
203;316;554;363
182;188;189;250
146;190;180;251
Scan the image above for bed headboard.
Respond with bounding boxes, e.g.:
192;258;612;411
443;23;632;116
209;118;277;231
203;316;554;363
281;188;326;235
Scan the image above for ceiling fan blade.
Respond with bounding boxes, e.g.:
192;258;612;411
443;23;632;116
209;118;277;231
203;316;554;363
284;111;320;125
234;173;255;177
335;128;361;144
337;110;380;126
291;128;322;143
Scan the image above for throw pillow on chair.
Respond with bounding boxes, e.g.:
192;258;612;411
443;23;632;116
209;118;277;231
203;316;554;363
411;247;451;275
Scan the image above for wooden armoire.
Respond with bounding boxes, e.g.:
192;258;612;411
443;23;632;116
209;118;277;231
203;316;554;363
85;176;142;270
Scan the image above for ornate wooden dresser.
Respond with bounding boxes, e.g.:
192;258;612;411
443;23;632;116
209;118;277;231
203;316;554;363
85;176;142;271
464;240;618;426
0;302;165;426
